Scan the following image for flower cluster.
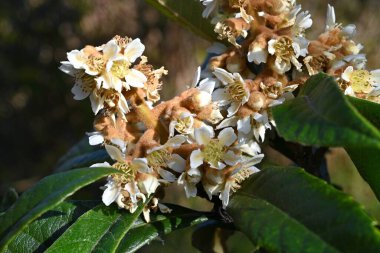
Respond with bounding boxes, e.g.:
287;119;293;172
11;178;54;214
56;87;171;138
201;0;380;102
60;0;380;221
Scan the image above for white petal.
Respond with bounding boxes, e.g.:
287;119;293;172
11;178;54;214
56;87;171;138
198;78;217;94
194;127;214;145
138;176;158;196
227;102;240;117
124;38;145;63
213;68;235;84
325;4;336;31
223;150;239;166
165;135;187;148
89;134;104;146
191;66;201;87
102;182;120;206
158;169;177;182
212;88;230;105
71;84;91;100
157;203;172;213
90;93;104;115
237;116;251;134
267;39;277;55
105;144;125;162
133;158;151;173
103;39;120;62
167;154;186;173
118;94;130;114
67;50;86;69
342;66;354;82
218;127;237;146
90;162;111;168
239;140;261;156
216;116;238;129
220;181;231;208
190;149;204;169
125;69;147;88
247;47;268;64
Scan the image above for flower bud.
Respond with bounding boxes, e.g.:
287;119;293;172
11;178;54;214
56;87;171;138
248;91;266;111
226;52;246;73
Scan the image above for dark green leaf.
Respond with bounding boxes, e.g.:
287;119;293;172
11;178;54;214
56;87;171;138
272;73;380;148
348;96;380;129
192;220;235;253
0;188;18;213
55;149;111;173
345;97;380;192
115;204;209;253
0;167;121;250
41;202;207;253
4;201;98;253
229;166;380;253
145;0;217;42
272;73;380;199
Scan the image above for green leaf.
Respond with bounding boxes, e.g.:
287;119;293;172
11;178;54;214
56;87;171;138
348;96;380;129
229;166;380;253
115;204;209;253
55;149;111;172
272;73;380;148
41;202;207;253
4;201;98;253
272;73;380;199
0;188;18;212
145;0;217;42
0;167;121;250
344;97;380;201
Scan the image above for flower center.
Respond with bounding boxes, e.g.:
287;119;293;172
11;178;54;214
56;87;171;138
112;162;136;184
350;70;373;93
226;81;247;102
203;140;226;166
86;55;105;73
273;37;294;61
147;149;171;169
111;60;131;79
175;116;193;134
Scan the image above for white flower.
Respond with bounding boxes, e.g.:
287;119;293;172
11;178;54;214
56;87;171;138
100;176;121;206
220;154;264;208
248;41;268;64
190;126;240;170
169;112;195;137
178;166;202;198
59;63;96;101
212;68;250;117
138;173;160;196
268;37;307;74
342;66;380;94
146;135;187;182
325;5;356;38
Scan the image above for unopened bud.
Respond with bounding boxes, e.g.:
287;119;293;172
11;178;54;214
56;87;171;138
226;52;246;73
248;91;266;111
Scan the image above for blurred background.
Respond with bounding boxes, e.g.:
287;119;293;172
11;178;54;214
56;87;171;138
0;0;380;251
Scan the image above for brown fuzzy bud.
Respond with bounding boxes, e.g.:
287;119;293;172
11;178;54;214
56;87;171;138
209;53;229;71
226;51;247;73
224;18;250;37
248;91;266;111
